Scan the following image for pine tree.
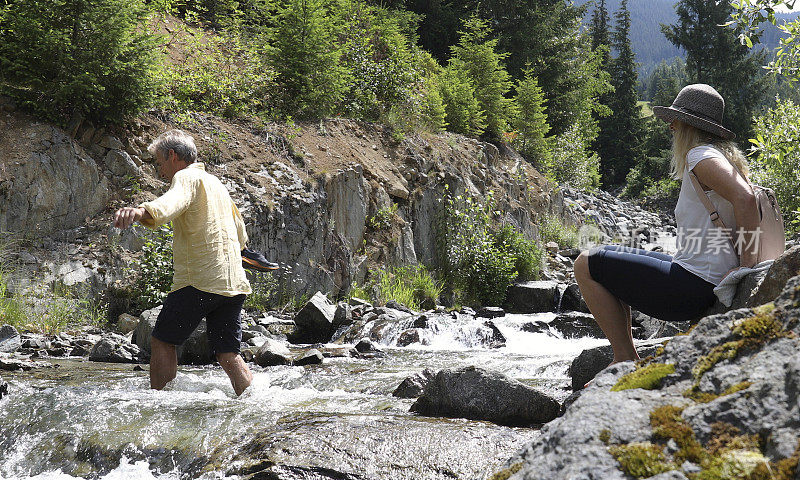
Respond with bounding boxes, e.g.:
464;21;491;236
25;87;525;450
590;0;611;61
0;0;158;123
448;16;516;139
513;66;550;164
268;0;352;119
602;0;646;187
661;0;768;141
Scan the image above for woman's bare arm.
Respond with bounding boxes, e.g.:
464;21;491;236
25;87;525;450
692;156;759;268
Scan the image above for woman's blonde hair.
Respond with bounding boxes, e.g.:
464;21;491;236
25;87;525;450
670;120;749;181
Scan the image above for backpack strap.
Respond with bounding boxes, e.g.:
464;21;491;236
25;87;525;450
688;170;738;252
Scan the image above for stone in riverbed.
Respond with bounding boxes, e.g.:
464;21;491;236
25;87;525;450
294;349;324;366
89;334;142;363
254;338;292;367
289;291;336;344
504;281;560;313
0;325;21;353
396;328;424;347
410;366;560;426
560;282;589;313
116;313;139;334
0;376;6;399
549;312;604;338
392;368;435;398
475;306;505;319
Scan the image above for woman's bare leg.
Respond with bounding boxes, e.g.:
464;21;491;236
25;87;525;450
574;252;639;363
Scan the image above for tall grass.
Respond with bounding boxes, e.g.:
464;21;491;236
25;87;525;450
370;264;443;311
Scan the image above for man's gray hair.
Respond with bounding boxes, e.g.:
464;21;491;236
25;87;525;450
147;129;198;164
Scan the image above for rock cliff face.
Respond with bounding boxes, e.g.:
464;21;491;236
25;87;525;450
499;275;800;480
0;108;568;297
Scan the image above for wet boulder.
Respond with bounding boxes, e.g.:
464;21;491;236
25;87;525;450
504;281;560;313
294;348;324;366
410;366;560;426
0;376;6;399
89;334;142;363
549;312;604;338
568;337;671;391
392;368;435;398
396;329;424;347
476;306;505;319
289;292;336;344
0;325;21;353
134;305;212;365
254;338;292;367
481;321;506;348
560;283;589;313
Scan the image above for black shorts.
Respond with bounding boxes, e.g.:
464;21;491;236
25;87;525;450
587;245;716;322
151;286;246;355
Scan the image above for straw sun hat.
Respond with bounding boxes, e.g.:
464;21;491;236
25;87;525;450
653;83;735;140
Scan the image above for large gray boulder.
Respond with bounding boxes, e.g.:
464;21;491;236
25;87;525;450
410;366;561;426
289;292;336;344
568;337;672;391
254;338;292;367
133;306;212;365
504;281;560;313
496;275;800;480
0;325;21;353
89;334;142;363
747;244;800;307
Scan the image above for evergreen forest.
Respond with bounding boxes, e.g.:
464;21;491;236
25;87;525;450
1;0;799;232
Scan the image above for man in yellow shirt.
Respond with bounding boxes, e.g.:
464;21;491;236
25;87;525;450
113;129;253;396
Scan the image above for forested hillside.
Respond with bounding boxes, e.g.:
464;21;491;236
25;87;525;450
0;0;798;228
576;0;799;77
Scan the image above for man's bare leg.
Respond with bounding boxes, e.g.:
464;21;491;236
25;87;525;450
574;252;639;363
217;352;253;396
150;336;178;390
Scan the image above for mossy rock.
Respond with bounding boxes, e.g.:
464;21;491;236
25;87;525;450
611;363;675;391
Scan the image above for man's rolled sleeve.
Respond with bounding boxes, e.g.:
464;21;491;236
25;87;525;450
139;172;196;229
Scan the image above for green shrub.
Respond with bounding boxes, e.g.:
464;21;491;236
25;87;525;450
383;50;447;135
369;203;399;231
539;215;580;249
155;23;273;119
749;98;800;235
544;124;601;190
437;189;538;306
0;0;160;123
371;264;443;311
338;5;421;121
493;224;543;282
133;225;174;311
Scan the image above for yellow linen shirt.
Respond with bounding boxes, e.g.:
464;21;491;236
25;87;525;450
139;163;251;296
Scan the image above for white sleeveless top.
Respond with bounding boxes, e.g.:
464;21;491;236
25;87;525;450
672;145;739;286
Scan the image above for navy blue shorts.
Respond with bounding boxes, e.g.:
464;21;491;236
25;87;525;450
586;245;716;322
151;286;246;355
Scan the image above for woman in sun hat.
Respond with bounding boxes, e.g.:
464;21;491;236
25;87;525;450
572;83;761;366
